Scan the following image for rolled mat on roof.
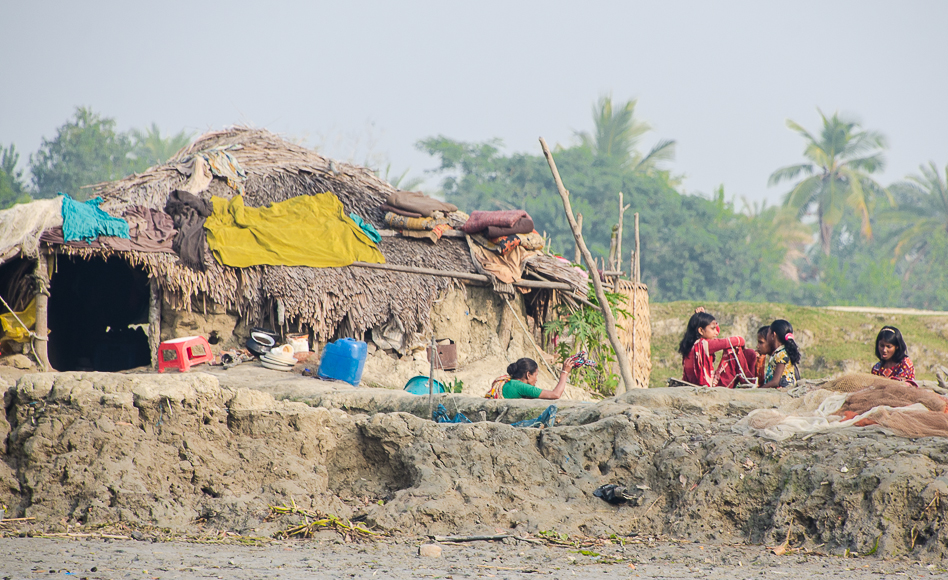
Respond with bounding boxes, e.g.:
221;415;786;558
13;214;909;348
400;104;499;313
461;210;530;234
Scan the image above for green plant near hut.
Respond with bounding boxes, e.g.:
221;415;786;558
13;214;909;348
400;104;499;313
446;377;464;394
544;284;628;396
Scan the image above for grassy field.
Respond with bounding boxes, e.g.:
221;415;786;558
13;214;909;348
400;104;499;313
648;301;948;388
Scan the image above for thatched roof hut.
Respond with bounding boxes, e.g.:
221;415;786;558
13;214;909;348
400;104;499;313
85;127;477;340
0;127;586;373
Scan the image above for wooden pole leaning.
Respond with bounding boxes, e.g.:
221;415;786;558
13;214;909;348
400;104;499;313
573;214;583;264
539;137;634;396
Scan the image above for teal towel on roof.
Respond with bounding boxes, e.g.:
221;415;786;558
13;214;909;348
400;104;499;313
61;194;130;243
349;212;382;244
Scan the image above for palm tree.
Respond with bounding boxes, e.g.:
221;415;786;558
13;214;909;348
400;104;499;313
576;95;675;172
769;110;890;256
883;162;948;261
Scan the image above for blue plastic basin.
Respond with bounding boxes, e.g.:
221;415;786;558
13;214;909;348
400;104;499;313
404;375;445;395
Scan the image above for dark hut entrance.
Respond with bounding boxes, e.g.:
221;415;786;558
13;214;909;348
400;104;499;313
47;255;151;372
0;257;37;314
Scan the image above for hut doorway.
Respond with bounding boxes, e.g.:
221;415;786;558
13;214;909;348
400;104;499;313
47;255;151;372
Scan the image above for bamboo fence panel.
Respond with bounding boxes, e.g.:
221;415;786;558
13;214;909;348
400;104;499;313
615;279;650;389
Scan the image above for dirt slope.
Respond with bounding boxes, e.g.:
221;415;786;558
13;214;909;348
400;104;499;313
1;371;947;560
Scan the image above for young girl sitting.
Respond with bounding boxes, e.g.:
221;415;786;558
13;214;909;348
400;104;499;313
871;326;917;386
678;307;754;388
755;326;773;387
760;319;800;389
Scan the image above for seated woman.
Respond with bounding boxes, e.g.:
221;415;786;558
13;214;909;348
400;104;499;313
502;357;575;399
678;307;755;388
871;326;917;386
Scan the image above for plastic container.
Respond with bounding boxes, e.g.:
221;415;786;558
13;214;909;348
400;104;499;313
317;338;368;386
404;375;445;395
287;333;309;353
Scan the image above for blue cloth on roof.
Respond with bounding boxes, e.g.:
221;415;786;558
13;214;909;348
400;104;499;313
433;403;472;424
511;405;557;428
349;212;381;244
61;194;130;243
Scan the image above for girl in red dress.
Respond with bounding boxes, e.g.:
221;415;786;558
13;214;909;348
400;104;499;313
678;307;755;388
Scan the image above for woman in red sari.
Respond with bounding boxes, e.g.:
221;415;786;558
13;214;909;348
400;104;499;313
678;307;756;388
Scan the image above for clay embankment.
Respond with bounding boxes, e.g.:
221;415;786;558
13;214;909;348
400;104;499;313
1;371;946;560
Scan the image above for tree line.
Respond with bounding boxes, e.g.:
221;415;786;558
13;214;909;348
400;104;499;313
3;102;945;310
0;107;191;205
419;98;948;310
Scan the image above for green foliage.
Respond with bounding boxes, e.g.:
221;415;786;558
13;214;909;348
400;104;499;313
419;135;794;304
446;377;464;394
543;285;627;396
892;229;948;310
0;144;31;209
882;162;948;261
770;110;890;256
30;107;138;200
128;123;193;170
803;254;902;307
29;109;196;201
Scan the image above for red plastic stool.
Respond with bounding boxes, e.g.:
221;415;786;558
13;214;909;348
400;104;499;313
158;336;214;373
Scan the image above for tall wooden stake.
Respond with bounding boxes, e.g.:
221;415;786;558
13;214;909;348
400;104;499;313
615;192;630;293
634;212;641;283
148;278;161;369
540;137;633;397
428;333;436;419
607;226;618;272
33;250;51;371
428;287;436;419
630;249;637;388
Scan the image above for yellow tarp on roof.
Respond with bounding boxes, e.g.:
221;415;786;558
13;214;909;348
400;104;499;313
204;193;385;268
1;297;36;343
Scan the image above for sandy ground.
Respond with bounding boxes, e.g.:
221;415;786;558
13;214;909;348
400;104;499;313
3;536;946;580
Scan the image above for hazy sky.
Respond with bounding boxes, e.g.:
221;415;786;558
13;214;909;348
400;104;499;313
3;1;947;204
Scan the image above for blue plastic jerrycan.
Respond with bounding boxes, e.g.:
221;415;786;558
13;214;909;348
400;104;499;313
317;338;368;386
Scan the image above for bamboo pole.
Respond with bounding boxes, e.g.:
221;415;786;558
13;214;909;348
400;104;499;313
428;333;436;419
33;250;51;371
348;261;573;290
634;213;641;283
630;249;637;388
615;192;630;292
607;225;618;271
540;137;633;396
148;278;161;369
428;284;437;419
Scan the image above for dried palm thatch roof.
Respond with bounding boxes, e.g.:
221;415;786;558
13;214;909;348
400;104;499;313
77;126;480;340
